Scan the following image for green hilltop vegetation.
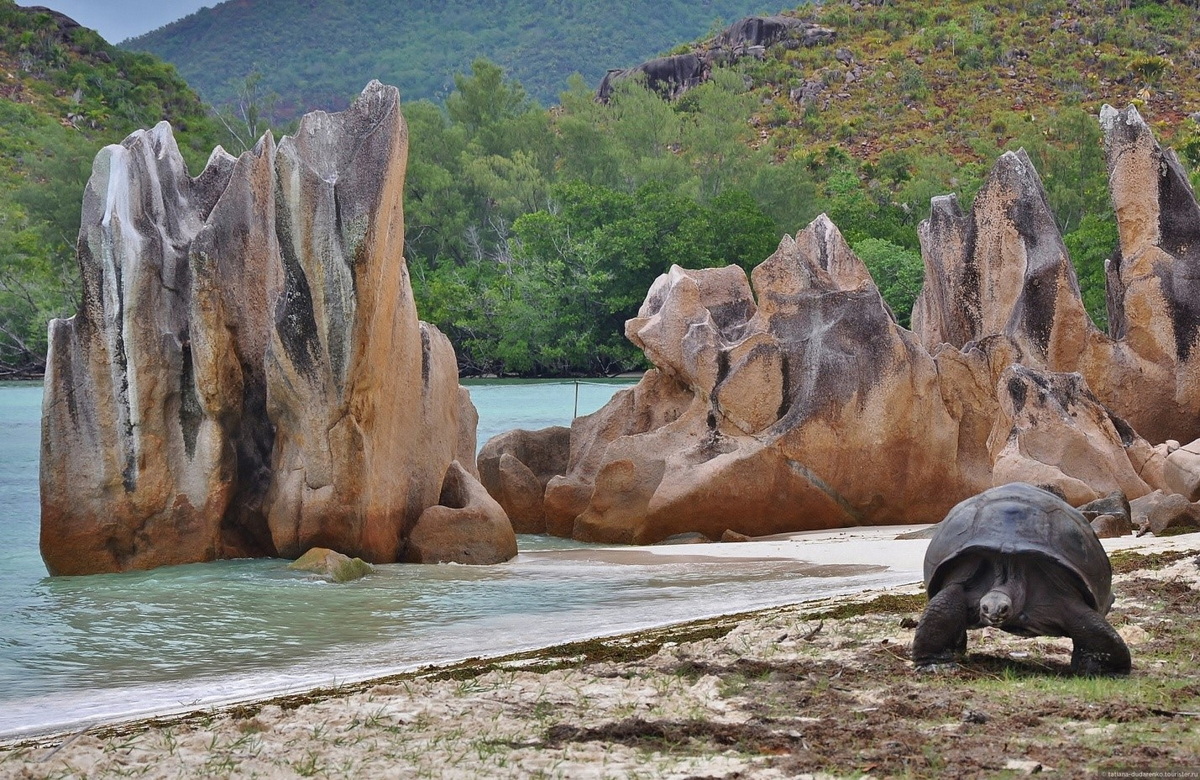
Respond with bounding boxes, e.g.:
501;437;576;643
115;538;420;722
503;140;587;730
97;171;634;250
399;0;1200;374
0;1;226;375
123;0;777;115
5;0;1200;378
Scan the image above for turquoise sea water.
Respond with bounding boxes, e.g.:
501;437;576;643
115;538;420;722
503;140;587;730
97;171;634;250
0;379;916;741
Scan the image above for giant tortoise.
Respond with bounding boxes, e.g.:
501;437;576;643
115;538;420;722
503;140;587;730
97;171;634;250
912;482;1131;675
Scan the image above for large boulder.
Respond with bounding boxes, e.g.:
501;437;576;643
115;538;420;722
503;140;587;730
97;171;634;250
1130;490;1200;536
715;16;834;52
40;123;241;576
404;461;518;565
40;82;507;575
988;367;1154;505
598;54;708;102
477;426;570;534
480;105;1200;545
1163;438;1200;501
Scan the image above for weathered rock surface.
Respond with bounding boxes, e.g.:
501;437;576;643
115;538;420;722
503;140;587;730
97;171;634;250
1091;514;1133;539
598;54;708;102
1163;438;1200;501
1130;490;1200;536
720;16;833;49
988;367;1152;506
477;427;570;534
288;547;374;582
914;106;1200;447
404;461;518;565
483;105;1200;544
41;123;240;576
1077;492;1132;527
41;82;514;575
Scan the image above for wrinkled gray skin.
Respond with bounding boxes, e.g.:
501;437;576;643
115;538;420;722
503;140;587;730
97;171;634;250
913;485;1131;676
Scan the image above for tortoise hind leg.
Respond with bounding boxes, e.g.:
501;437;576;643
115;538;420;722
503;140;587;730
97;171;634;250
1064;603;1131;676
913;583;971;669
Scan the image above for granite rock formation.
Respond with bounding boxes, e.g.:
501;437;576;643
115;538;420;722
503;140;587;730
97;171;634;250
477;426;570;534
484;106;1196;543
404;461;518;565
41;82;512;575
598;54;708;102
597;16;834;102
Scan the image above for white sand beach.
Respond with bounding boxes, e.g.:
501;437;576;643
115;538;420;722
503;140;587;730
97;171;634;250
3;526;1198;779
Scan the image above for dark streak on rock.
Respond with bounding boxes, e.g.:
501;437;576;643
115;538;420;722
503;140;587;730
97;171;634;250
1155;149;1200;361
1105;407;1138;447
1019;266;1058;357
273;185;323;376
420;325;431;388
1008;375;1028;414
178;341;202;459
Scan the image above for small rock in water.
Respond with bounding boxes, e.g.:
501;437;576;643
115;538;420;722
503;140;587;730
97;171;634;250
289;547;373;582
654;532;713;545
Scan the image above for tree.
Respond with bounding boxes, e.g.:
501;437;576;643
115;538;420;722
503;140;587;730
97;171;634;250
852;237;924;328
213;69;280;154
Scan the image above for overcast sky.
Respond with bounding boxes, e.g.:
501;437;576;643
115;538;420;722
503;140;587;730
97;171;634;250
32;0;214;43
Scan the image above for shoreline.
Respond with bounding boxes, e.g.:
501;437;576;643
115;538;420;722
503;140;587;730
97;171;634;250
3;528;1198;778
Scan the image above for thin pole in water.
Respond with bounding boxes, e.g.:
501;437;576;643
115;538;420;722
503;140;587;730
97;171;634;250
574;380;579;419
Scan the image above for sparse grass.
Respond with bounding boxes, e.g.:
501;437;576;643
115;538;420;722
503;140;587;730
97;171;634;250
1110;549;1200;574
803;591;927;620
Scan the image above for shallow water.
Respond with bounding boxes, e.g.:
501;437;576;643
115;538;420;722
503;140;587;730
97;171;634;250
0;380;916;740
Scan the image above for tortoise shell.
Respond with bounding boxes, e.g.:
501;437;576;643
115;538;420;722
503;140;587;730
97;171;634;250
924;483;1114;613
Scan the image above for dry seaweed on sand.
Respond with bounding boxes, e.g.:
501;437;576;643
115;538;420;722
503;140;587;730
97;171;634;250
4;547;1198;779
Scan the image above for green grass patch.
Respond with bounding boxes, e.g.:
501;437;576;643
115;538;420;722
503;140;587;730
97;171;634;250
1109;549;1199;574
803;592;927;620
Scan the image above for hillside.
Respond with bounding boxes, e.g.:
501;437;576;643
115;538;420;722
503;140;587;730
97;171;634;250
738;0;1200;180
0;1;225;374
122;0;777;114
392;0;1200;375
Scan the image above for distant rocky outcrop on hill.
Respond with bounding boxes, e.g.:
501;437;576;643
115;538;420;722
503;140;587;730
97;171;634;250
482;106;1198;544
598;15;835;101
40;81;516;576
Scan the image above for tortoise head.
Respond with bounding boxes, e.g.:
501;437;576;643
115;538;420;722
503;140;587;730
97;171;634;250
979;574;1026;626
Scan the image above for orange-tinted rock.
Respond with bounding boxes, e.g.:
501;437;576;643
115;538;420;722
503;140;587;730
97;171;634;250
480;106;1200;544
988;367;1153;505
477;426;570;534
41;82;487;575
40;123;240;576
404;461;517;564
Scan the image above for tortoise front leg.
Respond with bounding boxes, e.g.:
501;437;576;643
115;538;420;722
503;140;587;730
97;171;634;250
1063;603;1131;676
913;583;971;669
